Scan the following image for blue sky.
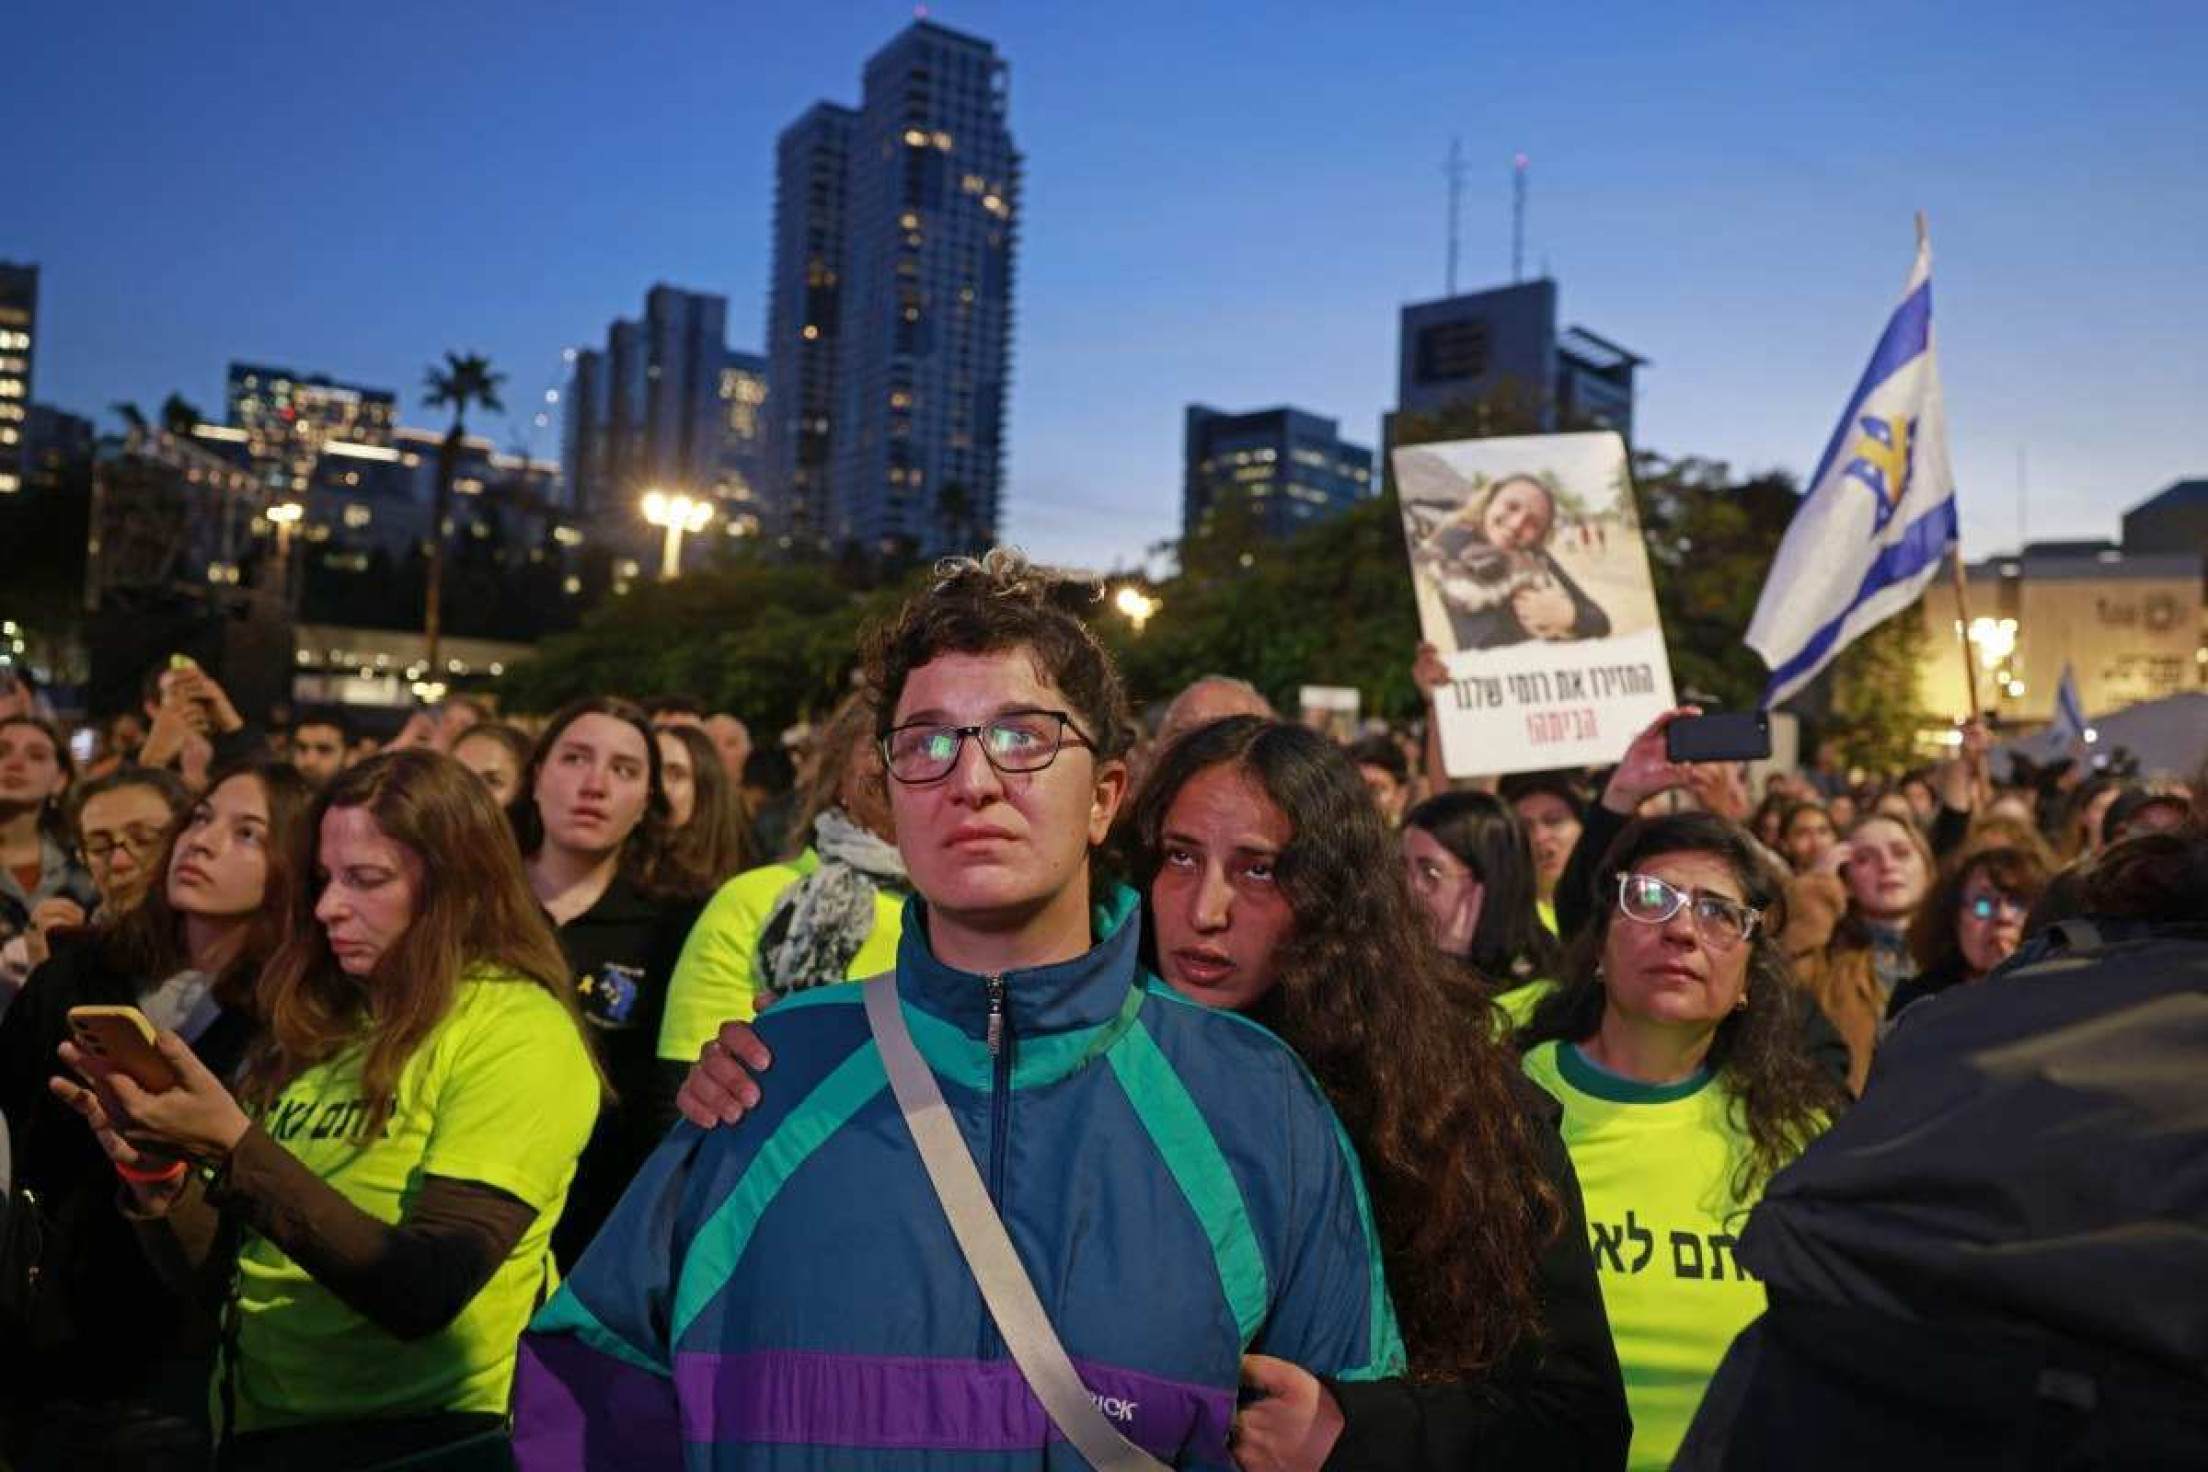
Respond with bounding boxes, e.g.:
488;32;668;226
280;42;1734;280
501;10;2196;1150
14;0;2205;571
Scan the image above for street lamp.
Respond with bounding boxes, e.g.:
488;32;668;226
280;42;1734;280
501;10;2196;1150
1112;584;1160;635
641;489;712;581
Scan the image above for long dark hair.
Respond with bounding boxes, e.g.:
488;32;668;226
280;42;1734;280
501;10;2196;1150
1127;716;1561;1379
1403;789;1561;985
0;714;77;849
241;750;601;1136
659;722;755;893
1523;811;1845;1201
103;758;314;1012
512;695;683;898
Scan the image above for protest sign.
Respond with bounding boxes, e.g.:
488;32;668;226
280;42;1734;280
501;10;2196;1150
1395;431;1676;777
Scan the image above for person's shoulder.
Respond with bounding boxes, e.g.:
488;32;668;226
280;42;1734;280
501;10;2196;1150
1518;1037;1568;1099
742;983;876;1077
1134;979;1336;1108
448;967;584;1043
697;860;810;923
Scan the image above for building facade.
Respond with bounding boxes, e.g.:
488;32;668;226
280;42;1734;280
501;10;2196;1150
563;286;763;561
0;262;37;494
1395;278;1642;442
1183;404;1374;540
761;102;855;549
766;22;1017;559
225;361;398;495
1917;538;2205;726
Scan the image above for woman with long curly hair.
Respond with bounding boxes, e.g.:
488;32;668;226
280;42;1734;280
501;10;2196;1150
52;749;601;1471
676;713;1629;1470
1522;810;1846;1471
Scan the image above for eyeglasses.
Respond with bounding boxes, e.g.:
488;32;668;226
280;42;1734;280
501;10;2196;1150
1614;871;1761;951
1964;892;2028;922
83;825;168;862
881;710;1096;785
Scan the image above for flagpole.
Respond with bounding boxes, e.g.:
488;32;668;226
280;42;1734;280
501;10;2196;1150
1921;209;1990;803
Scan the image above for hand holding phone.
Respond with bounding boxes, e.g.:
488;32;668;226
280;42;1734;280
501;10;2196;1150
1665;711;1773;765
65;1005;182;1092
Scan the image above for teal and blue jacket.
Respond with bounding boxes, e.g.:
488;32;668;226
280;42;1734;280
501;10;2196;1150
514;886;1403;1469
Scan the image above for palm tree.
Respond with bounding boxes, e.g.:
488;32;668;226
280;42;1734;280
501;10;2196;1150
159;393;206;437
420;351;505;677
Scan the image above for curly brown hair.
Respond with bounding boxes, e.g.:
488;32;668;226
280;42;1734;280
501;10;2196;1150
1126;716;1562;1379
1906;845;2052;978
860;549;1133;761
1523;811;1847;1202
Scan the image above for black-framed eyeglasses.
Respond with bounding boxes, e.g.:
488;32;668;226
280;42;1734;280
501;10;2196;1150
880;710;1097;785
1614;871;1761;951
83;825;168;862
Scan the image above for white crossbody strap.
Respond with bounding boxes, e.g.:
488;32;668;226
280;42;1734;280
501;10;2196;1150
863;975;1169;1471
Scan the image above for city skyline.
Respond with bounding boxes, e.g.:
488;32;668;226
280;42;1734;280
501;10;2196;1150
13;1;2207;574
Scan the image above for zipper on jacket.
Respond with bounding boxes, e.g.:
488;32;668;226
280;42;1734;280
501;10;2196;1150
981;972;1011;1360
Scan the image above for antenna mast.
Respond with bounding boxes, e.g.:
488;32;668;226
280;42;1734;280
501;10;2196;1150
1444;137;1466;295
1512;153;1528;282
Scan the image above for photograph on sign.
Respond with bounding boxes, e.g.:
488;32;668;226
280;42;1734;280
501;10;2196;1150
1395;431;1676;776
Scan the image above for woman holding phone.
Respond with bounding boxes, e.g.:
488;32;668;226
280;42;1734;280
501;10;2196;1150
51;749;601;1471
1;758;310;1471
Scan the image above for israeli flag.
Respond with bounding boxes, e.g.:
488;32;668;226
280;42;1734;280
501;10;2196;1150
1749;232;1959;708
2050;662;2089;746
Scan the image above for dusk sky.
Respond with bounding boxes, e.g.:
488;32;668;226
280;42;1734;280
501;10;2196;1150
15;1;2206;572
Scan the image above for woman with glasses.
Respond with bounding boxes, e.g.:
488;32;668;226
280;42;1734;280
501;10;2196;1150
1520;811;1846;1472
1887;845;2051;1022
521;552;1402;1468
1;758;312;1471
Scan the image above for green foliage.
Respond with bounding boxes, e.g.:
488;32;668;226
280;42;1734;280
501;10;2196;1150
1824;608;1933;772
1101;495;1425;721
1634;453;1801;708
494;556;924;729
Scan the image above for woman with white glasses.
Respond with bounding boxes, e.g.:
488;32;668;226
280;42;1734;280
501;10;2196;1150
1520;811;1847;1472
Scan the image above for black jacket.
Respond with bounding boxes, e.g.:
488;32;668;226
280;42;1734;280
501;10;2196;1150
548;873;701;1269
0;936;251;1426
1324;1079;1633;1470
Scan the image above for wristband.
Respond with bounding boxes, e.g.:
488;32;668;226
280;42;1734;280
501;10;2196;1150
115;1156;188;1185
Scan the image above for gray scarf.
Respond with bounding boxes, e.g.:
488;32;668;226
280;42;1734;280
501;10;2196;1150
754;808;907;1004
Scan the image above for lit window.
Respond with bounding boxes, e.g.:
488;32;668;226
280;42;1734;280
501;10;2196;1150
0;474;18;494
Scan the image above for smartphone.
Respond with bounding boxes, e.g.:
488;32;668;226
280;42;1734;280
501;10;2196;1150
65;1005;181;1092
1666;711;1772;764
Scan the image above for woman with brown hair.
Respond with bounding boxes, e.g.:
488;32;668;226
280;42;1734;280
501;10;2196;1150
1887;845;2052;1021
1521;811;1846;1470
50;749;600;1471
1783;812;1935;1091
653;692;907;1070
0;715;99;990
1;758;310;1471
655;720;756;892
511;696;705;1265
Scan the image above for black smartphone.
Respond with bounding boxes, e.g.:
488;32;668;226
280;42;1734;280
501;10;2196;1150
1666;711;1771;764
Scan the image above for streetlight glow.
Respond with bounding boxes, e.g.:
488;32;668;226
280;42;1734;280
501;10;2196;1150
1112;585;1160;634
641;489;714;580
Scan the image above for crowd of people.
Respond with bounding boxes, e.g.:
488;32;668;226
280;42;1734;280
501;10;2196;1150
0;550;2201;1471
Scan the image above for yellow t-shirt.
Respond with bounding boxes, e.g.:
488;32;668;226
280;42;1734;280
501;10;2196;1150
232;971;599;1432
1520;1039;1780;1472
655;851;903;1057
1491;977;1555;1033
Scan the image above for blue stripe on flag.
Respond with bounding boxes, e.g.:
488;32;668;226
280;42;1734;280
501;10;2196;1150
1761;493;1959;707
1804;280;1934;492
